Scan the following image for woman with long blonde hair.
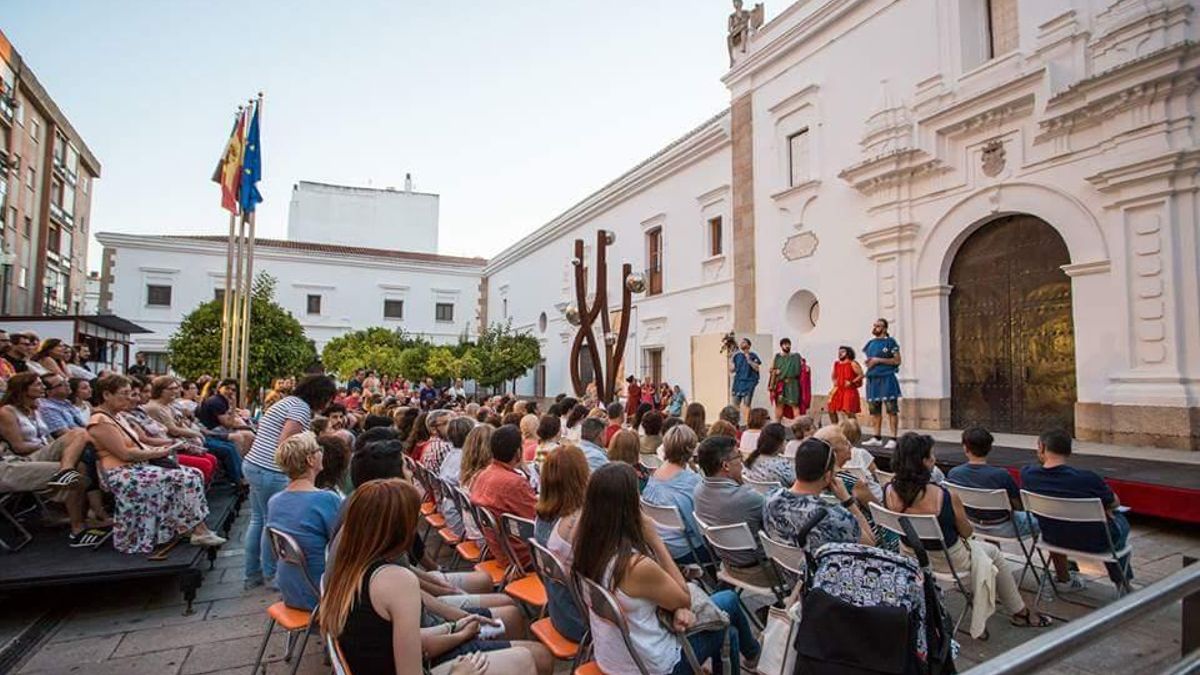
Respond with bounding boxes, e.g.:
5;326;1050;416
320;479;545;674
458;424;494;489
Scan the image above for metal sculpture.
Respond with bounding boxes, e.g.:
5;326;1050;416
566;230;642;403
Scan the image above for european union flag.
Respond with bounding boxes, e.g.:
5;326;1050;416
239;102;263;213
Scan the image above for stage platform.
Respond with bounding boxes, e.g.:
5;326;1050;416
869;441;1200;525
0;484;242;614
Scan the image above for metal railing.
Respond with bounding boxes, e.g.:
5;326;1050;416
964;561;1200;674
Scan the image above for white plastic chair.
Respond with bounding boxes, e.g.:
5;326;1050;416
870;503;973;635
1020;489;1133;600
874;469;895;486
640;499;715;580
758;530;807;589
692;513;780;626
744;478;783;496
944;482;1041;587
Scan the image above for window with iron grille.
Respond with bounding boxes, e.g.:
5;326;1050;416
646;228;663;296
435;302;454;322
307;294;322;315
708;216;723;256
383;299;404;319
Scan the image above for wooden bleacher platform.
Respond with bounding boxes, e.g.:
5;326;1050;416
0;484;242;614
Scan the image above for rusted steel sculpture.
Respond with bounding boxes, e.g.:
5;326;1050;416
565;230;644;403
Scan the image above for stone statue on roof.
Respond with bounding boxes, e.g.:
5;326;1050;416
727;0;765;65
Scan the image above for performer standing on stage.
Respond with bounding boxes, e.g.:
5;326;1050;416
728;338;761;423
768;338;804;423
827;346;864;423
862;318;902;449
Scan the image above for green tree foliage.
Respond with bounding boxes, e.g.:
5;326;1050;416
168;273;316;393
427;346;482;381
472;321;542;389
320;327;429;379
398;343;432;381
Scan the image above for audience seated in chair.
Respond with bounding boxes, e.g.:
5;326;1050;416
573;462;760;674
266;431;342;611
471;425;537;570
320;479;551;675
1021;429;1134;588
886;432;1050;638
743;422;793;486
693;434;779;588
763;437;875;550
641;425;710;566
576;418;611;473
86;374;226;553
532;444;590;643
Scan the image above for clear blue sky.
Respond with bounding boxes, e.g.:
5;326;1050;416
2;2;734;266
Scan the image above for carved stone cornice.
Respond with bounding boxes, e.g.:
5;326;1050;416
838;148;948;196
1084;149;1200;194
857;222;920;261
1061;260;1112;277
1038;42;1200;143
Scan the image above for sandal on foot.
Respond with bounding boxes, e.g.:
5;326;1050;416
47;469;82;488
1010;610;1053;628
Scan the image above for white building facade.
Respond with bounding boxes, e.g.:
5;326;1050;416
286;180;439;253
485;0;1200;451
96;232;484;366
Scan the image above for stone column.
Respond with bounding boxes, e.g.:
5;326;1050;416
731;93;757;333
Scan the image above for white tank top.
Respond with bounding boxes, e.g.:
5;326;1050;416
12;407;50;446
590;558;680;675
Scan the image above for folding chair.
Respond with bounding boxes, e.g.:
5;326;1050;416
874;469;894;486
640;499;715;582
944;482;1042;587
528;539;589;667
1020;489;1133;601
744;478;782;496
869;503;973;635
574;574;706;675
463;498;507;587
499;513;548;613
693;513;781;627
429;474;463;554
252;528;319;675
326;635;352;675
639;454;663;470
758;530;807;592
444;485;485;567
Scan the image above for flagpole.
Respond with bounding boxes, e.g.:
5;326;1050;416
239;209;256;408
230;215;246;389
219;208;237;379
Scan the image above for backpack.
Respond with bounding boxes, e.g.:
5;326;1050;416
793;543;932;675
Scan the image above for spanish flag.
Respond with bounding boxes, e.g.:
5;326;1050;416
211;109;246;214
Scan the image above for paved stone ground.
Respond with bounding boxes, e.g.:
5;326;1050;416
3;508;1196;674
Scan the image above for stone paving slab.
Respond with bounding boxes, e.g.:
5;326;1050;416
49;601;213;642
17;634;121;674
179;632;322;675
110;613;266;658
19;647;189;675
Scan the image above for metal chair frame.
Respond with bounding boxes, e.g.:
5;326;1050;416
1020;489;1134;603
870;502;974;636
528;538;592;668
757;529;808;593
639;498;715;582
252;527;320;675
944;482;1043;588
692;512;779;629
575;573;706;675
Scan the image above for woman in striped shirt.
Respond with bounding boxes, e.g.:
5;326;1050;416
243;374;337;590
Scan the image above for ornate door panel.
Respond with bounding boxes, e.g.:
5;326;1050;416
950;216;1076;434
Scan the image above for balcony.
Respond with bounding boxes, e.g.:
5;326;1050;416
42;287;69;316
0;96;14;126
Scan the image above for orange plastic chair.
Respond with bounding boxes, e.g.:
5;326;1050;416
574;662;603;675
251;529;319;675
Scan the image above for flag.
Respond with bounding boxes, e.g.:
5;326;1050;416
239;101;263;214
212;109;246;214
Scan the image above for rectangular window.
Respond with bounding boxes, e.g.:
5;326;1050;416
708;216;723;256
30;119;39;143
214;288;225;303
17;266;26;288
383;299;404;319
643;348;664;385
8;207;15;231
146;284;172;307
22;216;31;236
646;227;663;295
987;0;1019;59
306;294;322;315
26;167;35;190
435;302;454;322
141;352;170;375
46;224;60;253
788;129;810;187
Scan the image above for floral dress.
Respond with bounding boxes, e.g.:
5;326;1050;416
745;454;796;486
88;413;209;554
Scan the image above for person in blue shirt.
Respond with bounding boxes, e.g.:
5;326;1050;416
862;318;902;449
727;338;762;423
1021;429;1133;589
946;427;1039;537
266;431;343;611
576;418;611;472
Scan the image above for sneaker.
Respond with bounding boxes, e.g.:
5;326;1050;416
68;528;111;548
47;468;83;488
190;531;227;548
1054;572;1086;593
883;439;897;450
863;437;883;447
243;577;265;591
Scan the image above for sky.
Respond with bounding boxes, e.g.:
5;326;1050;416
2;1;734;267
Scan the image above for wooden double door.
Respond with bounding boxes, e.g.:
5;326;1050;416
949;215;1077;434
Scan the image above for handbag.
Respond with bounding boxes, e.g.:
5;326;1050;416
757;603;801;675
